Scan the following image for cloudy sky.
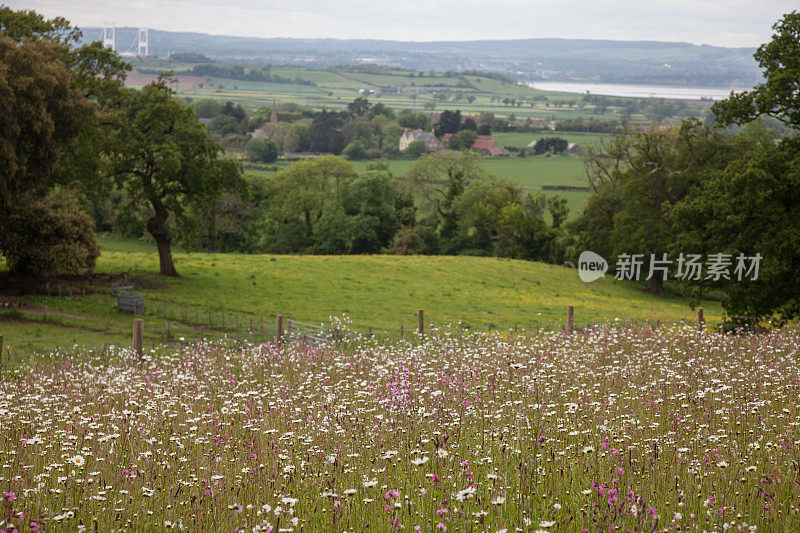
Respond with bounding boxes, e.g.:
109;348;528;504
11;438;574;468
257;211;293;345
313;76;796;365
7;0;797;47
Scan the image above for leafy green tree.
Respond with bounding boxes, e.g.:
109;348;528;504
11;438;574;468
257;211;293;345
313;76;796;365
453;180;559;260
342;141;368;160
340;163;400;253
405;139;430;158
109;80;244;276
461;117;478;131
670;137;800;320
368;102;394;120
548;196;569;229
397;111;431;130
437;110;462;135
192;98;223;118
671;12;800;319
289;121;312;152
572;120;752;294
310;111;345;154
381;122;404;156
0;6;129;231
531;137;569;155
406;152;486;243
712;11;800;129
348;97;371;117
268;156;357;247
220;101;247;124
448;130;478;150
0;34;102;275
0;190;100;276
0;36;90;212
208;114;239;136
246;137;280;163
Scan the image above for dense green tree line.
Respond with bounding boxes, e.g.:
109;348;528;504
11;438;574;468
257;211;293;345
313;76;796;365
120;153;571;263
570;11;800;321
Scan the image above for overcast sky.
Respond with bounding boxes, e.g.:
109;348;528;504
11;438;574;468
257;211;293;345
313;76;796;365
7;0;797;47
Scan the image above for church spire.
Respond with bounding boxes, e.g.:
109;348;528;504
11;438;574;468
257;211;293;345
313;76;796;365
270;100;278;124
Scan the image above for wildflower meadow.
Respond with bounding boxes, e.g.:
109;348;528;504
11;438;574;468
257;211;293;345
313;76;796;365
1;322;799;532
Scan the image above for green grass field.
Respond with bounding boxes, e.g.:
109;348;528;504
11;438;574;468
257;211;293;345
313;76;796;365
165;64;652;121
0;237;721;358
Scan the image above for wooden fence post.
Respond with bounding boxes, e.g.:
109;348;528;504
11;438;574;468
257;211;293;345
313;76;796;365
400;322;403;339
417;309;424;335
276;315;283;342
567;305;574;334
133;319;143;357
697;307;705;331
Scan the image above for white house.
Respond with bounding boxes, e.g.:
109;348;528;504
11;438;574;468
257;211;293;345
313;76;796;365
398;129;444;152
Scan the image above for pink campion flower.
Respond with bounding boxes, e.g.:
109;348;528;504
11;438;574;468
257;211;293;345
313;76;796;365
431;474;440;483
648;506;658;517
384;489;399;500
436;508;448;516
617;467;624;475
460;460;468;468
30;522;40;532
436;522;447;531
334;500;341;509
384;504;391;512
537;434;546;444
466;471;473;479
3;491;15;501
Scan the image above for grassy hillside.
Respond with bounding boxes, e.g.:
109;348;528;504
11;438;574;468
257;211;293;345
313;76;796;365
0;238;721;357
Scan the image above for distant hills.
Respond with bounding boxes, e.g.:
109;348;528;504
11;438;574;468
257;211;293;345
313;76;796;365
80;27;761;88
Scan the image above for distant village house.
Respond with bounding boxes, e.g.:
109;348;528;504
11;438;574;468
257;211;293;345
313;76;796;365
442;134;510;157
399;129;444;152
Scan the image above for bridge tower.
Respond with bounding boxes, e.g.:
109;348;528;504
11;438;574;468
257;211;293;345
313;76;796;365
102;24;116;51
137;28;149;57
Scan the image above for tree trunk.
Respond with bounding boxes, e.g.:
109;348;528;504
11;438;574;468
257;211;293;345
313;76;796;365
146;200;178;277
645;276;664;295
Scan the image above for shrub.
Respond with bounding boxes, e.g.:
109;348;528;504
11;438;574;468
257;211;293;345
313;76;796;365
0;191;100;276
390;225;438;255
246;137;280;163
342;140;368;160
405;139;430;158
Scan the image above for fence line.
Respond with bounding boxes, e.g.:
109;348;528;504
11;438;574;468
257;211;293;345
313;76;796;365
2;304;794;362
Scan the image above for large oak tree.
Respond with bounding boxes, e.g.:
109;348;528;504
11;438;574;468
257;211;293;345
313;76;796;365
109;79;244;276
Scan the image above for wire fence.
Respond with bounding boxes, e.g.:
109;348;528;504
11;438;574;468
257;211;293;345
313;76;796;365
1;291;793;364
